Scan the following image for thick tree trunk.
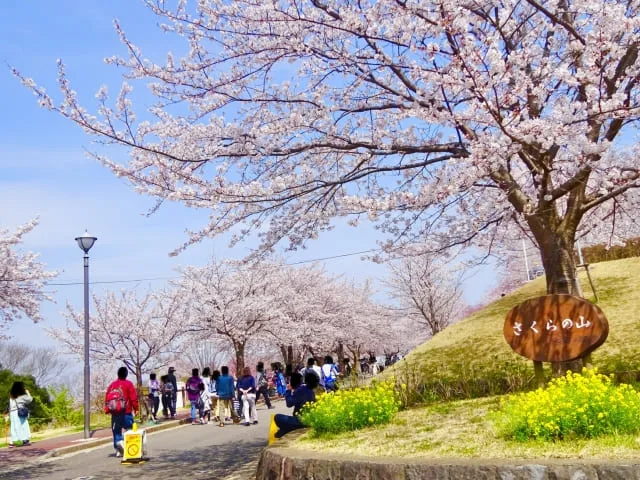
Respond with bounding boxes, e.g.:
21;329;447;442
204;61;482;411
535;228;584;375
135;365;147;422
336;342;345;369
234;341;245;374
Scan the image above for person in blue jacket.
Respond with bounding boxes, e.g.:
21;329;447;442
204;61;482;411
274;371;318;438
215;366;240;426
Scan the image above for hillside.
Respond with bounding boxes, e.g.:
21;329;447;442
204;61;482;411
384;256;640;401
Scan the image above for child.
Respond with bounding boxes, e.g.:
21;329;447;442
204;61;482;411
197;382;212;424
148;372;160;421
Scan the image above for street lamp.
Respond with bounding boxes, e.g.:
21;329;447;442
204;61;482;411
75;230;97;440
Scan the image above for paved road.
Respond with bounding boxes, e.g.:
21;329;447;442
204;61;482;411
0;403;286;480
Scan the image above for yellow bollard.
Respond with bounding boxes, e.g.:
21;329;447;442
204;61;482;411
268;413;278;445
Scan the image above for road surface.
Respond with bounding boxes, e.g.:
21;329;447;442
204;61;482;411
1;403;287;480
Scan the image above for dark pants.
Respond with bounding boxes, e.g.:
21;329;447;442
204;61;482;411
161;394;171;417
170;393;177;416
149;395;160;418
255;385;272;408
111;413;134;449
274;414;304;438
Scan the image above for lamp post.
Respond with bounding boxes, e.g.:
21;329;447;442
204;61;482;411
75;230;97;440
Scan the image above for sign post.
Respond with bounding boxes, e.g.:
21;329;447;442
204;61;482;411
504;294;609;383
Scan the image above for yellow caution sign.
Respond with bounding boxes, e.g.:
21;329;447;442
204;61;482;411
268;413;278;445
122;428;146;463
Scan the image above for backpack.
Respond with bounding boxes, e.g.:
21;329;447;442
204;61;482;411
322;364;338;389
105;385;127;414
196;392;206;410
257;372;268;388
209;379;217;395
164;382;174;395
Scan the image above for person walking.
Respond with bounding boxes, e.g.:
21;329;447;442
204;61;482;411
237;366;258;426
274;371;318;438
104;366;139;457
215;366;240;426
167;366;178;418
275;365;287;397
160;374;172;419
321;355;339;392
197;382;211;424
8;381;33;447
185;368;202;424
148;372;160;422
201;367;212;393
255;362;274;409
210;370;220;422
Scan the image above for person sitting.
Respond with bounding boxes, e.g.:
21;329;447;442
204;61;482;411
274;371;318;438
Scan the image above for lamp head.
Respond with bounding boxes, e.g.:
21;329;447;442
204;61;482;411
75;230;97;254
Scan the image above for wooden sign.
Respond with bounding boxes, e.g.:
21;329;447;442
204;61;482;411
504;294;608;362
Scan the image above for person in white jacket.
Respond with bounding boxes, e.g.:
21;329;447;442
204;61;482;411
197;382;212;424
8;381;33;447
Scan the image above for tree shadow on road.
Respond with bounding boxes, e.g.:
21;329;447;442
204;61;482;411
0;439;266;479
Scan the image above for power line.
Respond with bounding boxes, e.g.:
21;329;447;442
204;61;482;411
2;248;382;287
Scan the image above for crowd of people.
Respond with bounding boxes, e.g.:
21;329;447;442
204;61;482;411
102;355;344;457
5;352;393;454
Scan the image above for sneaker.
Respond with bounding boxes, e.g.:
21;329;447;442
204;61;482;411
8;443;14;448
232;417;241;424
116;441;124;456
219;422;225;427
22;440;30;446
213;416;220;422
253;420;259;424
243;422;251;426
115;449;122;458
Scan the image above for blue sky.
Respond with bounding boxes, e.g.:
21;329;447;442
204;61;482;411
0;1;494;347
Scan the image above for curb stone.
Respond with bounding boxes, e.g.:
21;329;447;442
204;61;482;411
42;418;193;459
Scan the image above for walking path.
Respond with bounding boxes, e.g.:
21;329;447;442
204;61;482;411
0;413;191;467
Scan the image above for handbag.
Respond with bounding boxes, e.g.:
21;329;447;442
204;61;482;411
17;406;29;418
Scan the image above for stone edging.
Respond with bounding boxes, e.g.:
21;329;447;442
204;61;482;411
256;440;640;480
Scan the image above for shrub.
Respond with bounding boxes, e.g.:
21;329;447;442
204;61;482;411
496;368;640;441
299;380;401;435
45;386;83;427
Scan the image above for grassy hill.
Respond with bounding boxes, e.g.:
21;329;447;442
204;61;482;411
291;257;640;460
384;256;640;403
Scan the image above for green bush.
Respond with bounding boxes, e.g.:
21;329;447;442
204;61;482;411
299;381;401;435
0;369;52;430
45;386;83;427
496;369;640;441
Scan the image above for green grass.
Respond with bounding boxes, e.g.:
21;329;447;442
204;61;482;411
383;257;640;399
294;394;640;459
290;257;640;459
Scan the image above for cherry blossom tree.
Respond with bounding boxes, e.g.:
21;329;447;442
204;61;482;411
384;256;465;337
17;0;640;301
263;263;347;367
49;289;190;415
175;260;283;373
0;218;57;333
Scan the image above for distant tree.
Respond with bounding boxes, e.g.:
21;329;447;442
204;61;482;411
0;341;70;387
175;337;231;373
49;289;190;417
0;218;57;334
385;256;465;337
176;260;282;373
